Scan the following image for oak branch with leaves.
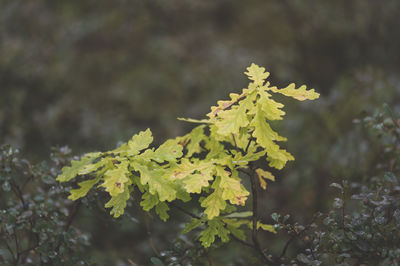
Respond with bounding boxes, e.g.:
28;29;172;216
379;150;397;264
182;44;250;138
57;64;319;263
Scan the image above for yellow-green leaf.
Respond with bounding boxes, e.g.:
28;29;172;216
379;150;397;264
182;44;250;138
182;218;203;234
217;167;249;205
101;161;130;197
127;128;153;155
199;219;230;247
224;211;253;218
155;202;170;221
78;157;108;175
185;125;207;157
270;83;319;101
255;168;275;190
57;152;100;182
68;176;101;200
244;63;270;86
257;222;277;233
183;173;213;194
251;105;287;150
131;162;176;202
140;192;159;211
246;221;277;234
104;182;131;218
258;91;285;120
177;117;212;124
152;138;183;163
201;178;226;219
214;96;252;136
267;147;294;170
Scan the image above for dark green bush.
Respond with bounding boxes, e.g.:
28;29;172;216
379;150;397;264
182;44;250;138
0;146;91;265
273;104;400;265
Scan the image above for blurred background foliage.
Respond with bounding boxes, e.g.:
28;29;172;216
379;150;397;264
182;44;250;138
1;0;400;265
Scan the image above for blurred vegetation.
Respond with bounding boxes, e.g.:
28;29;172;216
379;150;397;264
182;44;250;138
1;0;400;265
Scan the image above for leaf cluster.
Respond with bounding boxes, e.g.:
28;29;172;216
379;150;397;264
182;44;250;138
57;63;319;250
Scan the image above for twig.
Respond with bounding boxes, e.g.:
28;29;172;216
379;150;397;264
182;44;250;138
170;202;201;220
144;213;160;257
279;234;296;259
230;234;254;248
244;138;253;154
3;239;16;263
231;134;238;150
64;201;81;231
13;228;20;264
248;165;274;265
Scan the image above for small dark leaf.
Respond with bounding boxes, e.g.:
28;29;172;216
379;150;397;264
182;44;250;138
151;257;165;266
271;212;280;222
297;253;311;263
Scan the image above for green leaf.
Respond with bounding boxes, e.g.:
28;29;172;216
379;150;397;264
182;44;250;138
246;221;277;234
104;182;131;218
266;147;294;170
232;147;266;166
201;177;226;219
101;161;130;197
177;117;212;124
152;138;183;163
217;166;249;205
224;219;247;240
155;202;170;221
258;91;285;120
255;168;275;190
224;211;253;218
185;125;207;157
170;158;214;180
251;105;287;148
57;152;100;182
270;83;319;101
127;128;153;155
140;192;159;211
183;173;213;194
150;257;165;266
182;218;203;234
131;162;177;202
250;105;294;169
215;104;249;136
199;219;230;247
245;63;270;86
257;222;277;233
68;176;101;200
78;157;108;175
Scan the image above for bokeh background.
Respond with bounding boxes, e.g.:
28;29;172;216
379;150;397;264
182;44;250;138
1;0;400;265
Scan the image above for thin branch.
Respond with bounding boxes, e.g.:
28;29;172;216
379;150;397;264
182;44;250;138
3;239;16;263
279;234;296;259
231;134;238;150
64;201;81;231
248;165;274;265
144;213;160;257
170;202;201;220
230;234;254;248
244;138;253;154
13;228;20;264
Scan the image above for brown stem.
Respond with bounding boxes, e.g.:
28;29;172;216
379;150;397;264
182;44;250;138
248;165;274;265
